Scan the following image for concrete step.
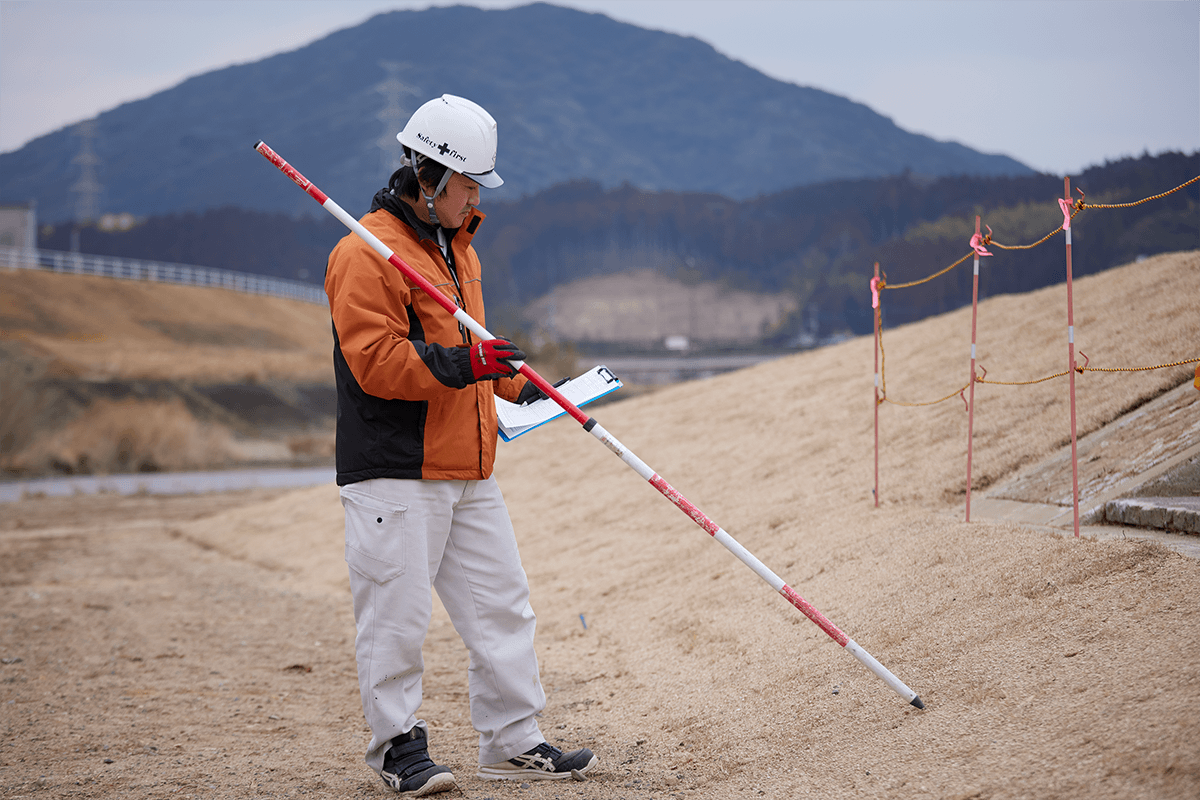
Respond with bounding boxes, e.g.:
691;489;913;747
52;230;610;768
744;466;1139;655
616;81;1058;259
968;380;1198;555
1101;496;1200;534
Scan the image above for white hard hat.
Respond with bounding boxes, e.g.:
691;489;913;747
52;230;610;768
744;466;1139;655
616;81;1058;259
397;94;503;189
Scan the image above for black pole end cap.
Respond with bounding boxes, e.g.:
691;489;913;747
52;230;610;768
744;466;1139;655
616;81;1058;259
910;696;926;710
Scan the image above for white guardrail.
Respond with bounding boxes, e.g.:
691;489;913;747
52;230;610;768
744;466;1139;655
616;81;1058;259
0;245;327;305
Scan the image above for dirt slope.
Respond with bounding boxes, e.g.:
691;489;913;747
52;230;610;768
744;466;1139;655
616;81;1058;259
0;269;333;385
1;251;1198;799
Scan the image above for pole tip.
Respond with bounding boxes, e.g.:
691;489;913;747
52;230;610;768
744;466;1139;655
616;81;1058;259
910;696;925;710
252;140;264;151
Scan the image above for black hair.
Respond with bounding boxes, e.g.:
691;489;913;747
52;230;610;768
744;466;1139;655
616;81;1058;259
390;147;451;201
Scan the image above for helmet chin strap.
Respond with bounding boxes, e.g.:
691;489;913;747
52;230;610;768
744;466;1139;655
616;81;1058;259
409;152;455;229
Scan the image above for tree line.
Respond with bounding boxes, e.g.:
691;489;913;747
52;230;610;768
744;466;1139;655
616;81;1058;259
40;151;1198;345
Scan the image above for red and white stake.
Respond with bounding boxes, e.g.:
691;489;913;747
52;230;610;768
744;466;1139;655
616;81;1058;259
253;140;925;709
1061;178;1081;537
872;262;881;509
965;217;983;521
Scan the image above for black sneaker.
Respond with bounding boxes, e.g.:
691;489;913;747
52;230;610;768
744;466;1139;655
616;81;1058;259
379;727;456;796
477;741;598;781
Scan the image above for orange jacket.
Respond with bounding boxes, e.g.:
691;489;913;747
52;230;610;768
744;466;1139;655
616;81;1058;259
325;204;526;483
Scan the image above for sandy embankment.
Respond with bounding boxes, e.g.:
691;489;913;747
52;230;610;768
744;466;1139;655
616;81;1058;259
1;251;1198;799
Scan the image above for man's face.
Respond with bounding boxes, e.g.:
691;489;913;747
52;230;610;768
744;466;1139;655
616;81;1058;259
433;172;481;229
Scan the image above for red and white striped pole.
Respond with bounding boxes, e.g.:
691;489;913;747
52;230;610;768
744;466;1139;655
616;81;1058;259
1062;178;1081;537
965;217;983;522
254;140;925;709
872;262;881;509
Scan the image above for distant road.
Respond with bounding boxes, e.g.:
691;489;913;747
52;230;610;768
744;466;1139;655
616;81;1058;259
0;466;335;504
596;352;789;385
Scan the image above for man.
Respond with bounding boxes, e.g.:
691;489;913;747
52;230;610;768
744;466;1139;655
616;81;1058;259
324;94;598;796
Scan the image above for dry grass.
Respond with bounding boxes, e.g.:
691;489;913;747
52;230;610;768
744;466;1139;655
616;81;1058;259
0;268;335;476
11;397;238;475
0;269;332;384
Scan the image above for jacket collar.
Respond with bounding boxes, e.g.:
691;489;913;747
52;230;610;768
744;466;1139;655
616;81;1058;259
369;187;484;248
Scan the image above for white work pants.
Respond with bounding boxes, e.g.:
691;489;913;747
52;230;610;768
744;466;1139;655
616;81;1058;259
340;476;546;773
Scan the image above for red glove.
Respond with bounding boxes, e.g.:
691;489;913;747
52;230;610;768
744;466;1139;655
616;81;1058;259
469;338;526;381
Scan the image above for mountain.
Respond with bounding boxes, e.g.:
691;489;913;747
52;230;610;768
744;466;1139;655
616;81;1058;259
0;2;1032;223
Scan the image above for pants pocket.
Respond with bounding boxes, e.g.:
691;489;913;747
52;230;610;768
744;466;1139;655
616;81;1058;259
341;486;409;584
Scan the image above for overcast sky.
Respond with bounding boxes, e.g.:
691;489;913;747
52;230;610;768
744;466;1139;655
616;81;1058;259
1;0;1197;176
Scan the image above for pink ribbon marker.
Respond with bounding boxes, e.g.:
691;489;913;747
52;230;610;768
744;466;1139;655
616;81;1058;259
969;224;993;257
1058;197;1072;230
870;276;881;309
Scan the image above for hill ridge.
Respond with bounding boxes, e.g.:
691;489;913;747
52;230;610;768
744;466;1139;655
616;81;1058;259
0;2;1031;222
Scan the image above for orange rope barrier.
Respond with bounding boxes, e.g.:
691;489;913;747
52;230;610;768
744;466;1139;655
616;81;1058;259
876;311;971;407
973;356;1199;387
870;173;1197;515
974;370;1069;387
1076;356;1199;374
877;357;1198;404
874;174;1198;403
876;252;972;290
879;175;1200;277
1080;174;1200;209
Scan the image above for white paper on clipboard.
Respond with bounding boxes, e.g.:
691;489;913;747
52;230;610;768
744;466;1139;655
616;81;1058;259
496;365;622;441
